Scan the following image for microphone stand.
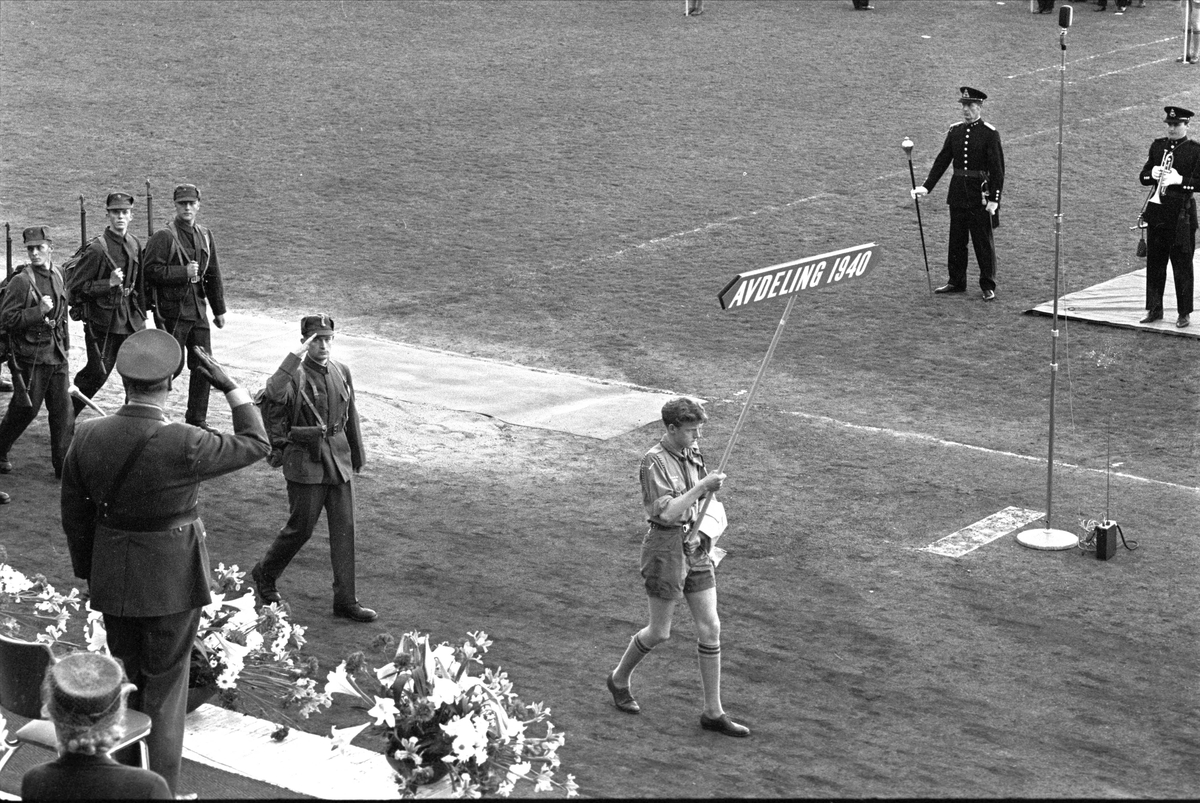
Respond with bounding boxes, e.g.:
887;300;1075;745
1018;12;1078;551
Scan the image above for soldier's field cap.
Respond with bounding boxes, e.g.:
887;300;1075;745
301;314;335;338
1164;106;1194;124
958;87;988;104
105;192;135;210
22;226;52;246
116;329;183;383
173;183;201;202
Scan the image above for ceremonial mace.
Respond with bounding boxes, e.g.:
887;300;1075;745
901;137;934;296
1018;4;1078;551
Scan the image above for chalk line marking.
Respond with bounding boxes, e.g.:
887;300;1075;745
1005;37;1177;79
921;506;1045;557
772;407;1200;494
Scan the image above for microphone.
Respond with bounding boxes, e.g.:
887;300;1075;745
1058;4;1072;31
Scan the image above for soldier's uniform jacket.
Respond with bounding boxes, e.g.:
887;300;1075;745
65;229;147;333
0;261;69;364
60;401;270;617
1139;136;1200;230
922;119;1006;209
143;219;225;324
263;352;365;485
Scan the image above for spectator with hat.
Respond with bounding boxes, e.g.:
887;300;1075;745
911;86;1006;301
20;651;171;800
0;226;73;477
143;183;227;432
250;314;376;623
60;328;269;794
1138;105;1198;327
66;191;148;417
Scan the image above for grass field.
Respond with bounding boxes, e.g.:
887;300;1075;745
1;0;1198;798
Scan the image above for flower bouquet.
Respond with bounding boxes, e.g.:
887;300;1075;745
86;563;331;735
325;631;577;798
0;547;82;649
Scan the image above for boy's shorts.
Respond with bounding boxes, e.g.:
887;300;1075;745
640;525;716;601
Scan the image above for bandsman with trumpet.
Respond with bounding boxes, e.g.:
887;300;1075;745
1138;106;1198;328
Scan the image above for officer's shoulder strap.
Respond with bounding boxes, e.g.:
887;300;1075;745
983;121;997;131
946;121;961;131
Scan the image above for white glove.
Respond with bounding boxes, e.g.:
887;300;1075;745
986;201;999;215
1151;165;1165;180
910;186;928;200
1162;168;1183;187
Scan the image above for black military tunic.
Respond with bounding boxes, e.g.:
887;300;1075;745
1138;135;1199;317
921;119;1006;292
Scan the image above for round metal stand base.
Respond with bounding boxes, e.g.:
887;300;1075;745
1017;527;1079;551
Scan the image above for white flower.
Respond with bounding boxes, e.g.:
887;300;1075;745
426;642;458;680
368;696;398;728
506;761;532;782
324;662;364;700
375;662;400;690
428;674;461;708
0;564;33;594
441;714;489;765
329;721;371;754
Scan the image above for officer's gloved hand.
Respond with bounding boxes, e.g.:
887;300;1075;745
1162;169;1183;187
192;346;237;393
267;449;284;468
911;187;929;200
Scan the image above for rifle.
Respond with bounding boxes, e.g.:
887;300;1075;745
4;222;11;282
146;179;153;238
79;195;86;247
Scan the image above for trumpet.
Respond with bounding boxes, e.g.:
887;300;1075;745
1147;150;1174;206
68;385;107;416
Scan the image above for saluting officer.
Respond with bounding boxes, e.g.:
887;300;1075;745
1138;106;1198;328
911;87;1006;301
66;191;147;417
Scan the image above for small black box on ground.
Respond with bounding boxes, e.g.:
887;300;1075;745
1095;522;1119;560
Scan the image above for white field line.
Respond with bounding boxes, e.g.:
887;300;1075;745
1004;36;1179;79
772;406;1200;494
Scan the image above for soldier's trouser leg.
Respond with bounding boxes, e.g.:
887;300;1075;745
105;607;201;796
0;361;72;470
1145;227;1172;311
1169;226;1195;316
184;324;212;426
73;324;126;415
44;362;73;475
324;480;358;608
967;206;998;292
946;207;972;288
261;481;327;584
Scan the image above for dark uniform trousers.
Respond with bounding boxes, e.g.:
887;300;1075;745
261;480;358;607
106;607;201;792
1145;219;1195;316
158;316;214;427
948;205;998;293
0;361;73;471
73;325;133;414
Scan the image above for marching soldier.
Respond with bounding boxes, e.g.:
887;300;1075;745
911;87;1006;301
1138;106;1198;328
143;183;227;432
0;226;73;477
66;191;147;417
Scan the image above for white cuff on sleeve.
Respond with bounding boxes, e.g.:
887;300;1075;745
225;387;252;407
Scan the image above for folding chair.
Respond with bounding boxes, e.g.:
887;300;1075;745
0;635;151;773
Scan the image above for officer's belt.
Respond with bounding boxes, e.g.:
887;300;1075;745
100;507;199;532
954;169;989;178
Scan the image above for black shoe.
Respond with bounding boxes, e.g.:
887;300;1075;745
982;289;996;301
1177;314;1190;328
333;602;378;623
251;563;282;604
0;492;9;505
934;283;966;294
700;713;750;737
606;673;640;714
1139;308;1163;324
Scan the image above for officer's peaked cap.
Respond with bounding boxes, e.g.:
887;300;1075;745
116;329;183;384
958;87;987;104
1164;106;1194;123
